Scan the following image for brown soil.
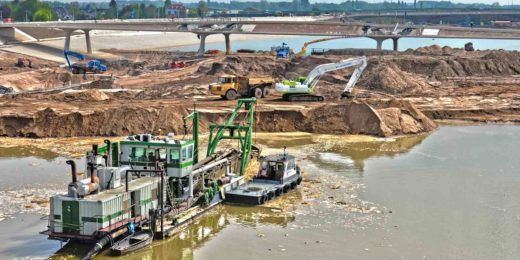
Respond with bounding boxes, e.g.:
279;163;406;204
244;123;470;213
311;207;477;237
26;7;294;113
0;46;518;138
0;51;86;92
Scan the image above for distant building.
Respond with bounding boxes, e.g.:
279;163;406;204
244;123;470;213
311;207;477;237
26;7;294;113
165;4;187;18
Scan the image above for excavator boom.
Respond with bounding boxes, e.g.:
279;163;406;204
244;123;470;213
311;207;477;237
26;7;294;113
275;56;368;102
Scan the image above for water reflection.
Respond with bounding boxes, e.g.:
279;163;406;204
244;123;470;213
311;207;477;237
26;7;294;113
0;146;59;160
54;201;299;260
255;132;428;172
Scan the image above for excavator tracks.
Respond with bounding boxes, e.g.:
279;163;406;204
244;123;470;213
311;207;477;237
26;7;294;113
283;94;324;102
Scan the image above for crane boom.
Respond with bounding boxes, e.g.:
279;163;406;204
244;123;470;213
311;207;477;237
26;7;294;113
275;56;368;102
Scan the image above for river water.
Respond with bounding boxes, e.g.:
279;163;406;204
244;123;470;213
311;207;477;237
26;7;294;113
0;125;519;259
171;35;520;53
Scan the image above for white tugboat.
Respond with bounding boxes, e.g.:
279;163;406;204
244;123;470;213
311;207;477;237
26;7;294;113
225;148;303;205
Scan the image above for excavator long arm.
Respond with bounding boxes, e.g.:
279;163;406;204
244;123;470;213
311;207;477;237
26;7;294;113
342;57;367;95
64;50;85;69
274;56;368;102
304;56;368;94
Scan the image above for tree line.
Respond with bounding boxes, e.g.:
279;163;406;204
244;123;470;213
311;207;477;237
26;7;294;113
0;0;55;21
0;0;511;22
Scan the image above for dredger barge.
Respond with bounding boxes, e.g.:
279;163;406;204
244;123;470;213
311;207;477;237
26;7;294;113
40;98;301;259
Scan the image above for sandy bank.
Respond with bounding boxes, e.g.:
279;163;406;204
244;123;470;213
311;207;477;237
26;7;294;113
1;31;295;62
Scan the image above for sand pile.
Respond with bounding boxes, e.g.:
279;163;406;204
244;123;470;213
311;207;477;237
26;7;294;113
359;62;430;94
200;55;292;77
406;45;462;56
0;69;72;92
53;89;110;102
80;78;115;89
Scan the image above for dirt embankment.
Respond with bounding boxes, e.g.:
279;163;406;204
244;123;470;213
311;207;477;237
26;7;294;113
0;99;434;138
0;46;518;138
0;51;87;92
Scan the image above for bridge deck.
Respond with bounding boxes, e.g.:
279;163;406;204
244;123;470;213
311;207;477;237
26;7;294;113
2;19;520;40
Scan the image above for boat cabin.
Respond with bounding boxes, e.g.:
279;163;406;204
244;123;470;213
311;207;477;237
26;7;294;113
256;153;297;183
96;134;195;178
117;134;195;178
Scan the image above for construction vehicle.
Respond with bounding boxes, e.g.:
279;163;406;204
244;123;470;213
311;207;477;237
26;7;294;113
275;56;368;102
271;43;294;58
206;49;220;55
0;85;13;94
15;57;33;68
465;42;475;51
64;50;107;74
209;75;274;100
170;61;186;69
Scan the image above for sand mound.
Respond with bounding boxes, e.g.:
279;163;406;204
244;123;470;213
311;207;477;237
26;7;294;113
359;63;429;94
80;78;115;89
407;45;459;56
53;89;110;102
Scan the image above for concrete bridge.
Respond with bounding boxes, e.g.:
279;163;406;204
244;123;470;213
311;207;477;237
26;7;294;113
347;10;520;27
2;18;520;56
347;10;520;18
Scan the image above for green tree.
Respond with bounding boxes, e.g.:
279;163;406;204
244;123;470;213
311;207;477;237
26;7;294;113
13;0;38;21
188;8;197;18
197;1;208;18
0;5;12;18
32;6;54;21
164;0;172;8
144;4;158;18
107;0;117;19
163;0;171;17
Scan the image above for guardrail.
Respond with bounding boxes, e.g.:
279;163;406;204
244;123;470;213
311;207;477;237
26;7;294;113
0;15;325;26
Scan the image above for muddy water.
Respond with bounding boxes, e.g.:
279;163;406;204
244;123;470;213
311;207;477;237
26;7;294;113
0;125;519;259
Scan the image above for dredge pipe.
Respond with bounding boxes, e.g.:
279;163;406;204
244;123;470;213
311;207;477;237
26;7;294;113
80;227;128;260
192;158;229;176
192;149;236;170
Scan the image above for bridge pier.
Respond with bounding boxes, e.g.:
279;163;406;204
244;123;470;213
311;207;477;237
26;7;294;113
84;29;92;54
392;37;399;51
224;33;231;55
374;38;385;50
64;30;72;51
197;34;207;57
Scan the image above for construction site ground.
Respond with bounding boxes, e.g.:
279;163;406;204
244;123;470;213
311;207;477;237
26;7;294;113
0;46;518;138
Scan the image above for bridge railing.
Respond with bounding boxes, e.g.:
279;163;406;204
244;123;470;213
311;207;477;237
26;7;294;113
1;15;325;26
